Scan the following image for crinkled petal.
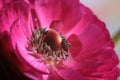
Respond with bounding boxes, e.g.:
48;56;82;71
66;24;119;79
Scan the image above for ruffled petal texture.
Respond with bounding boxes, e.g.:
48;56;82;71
0;0;119;80
64;20;119;79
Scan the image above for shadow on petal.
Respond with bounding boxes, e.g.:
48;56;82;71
67;34;82;59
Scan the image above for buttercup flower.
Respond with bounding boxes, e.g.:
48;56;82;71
0;0;119;80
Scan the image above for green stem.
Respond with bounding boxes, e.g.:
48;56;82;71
112;30;120;45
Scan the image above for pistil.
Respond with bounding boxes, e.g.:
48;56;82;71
29;27;70;64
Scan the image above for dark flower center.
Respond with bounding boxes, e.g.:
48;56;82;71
44;28;62;50
29;27;70;63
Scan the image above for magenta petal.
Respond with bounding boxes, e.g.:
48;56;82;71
0;1;29;32
0;0;119;80
66;5;114;47
16;41;48;74
75;24;113;61
57;68;87;80
67;34;82;58
10;18;48;74
10;19;28;49
0;0;32;39
32;0;82;33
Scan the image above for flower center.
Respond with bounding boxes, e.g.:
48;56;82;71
44;28;62;50
29;27;70;63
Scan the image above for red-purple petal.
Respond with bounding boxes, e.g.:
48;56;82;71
67;34;82;58
97;47;119;71
47;67;63;80
50;20;63;32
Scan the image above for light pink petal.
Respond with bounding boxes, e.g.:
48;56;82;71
67;34;82;58
57;68;87;80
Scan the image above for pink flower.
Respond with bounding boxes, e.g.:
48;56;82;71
0;0;119;80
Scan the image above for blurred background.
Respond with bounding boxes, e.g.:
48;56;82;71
80;0;120;63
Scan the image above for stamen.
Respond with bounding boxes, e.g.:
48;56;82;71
29;28;70;64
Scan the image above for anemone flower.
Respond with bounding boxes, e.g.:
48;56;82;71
0;0;119;80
